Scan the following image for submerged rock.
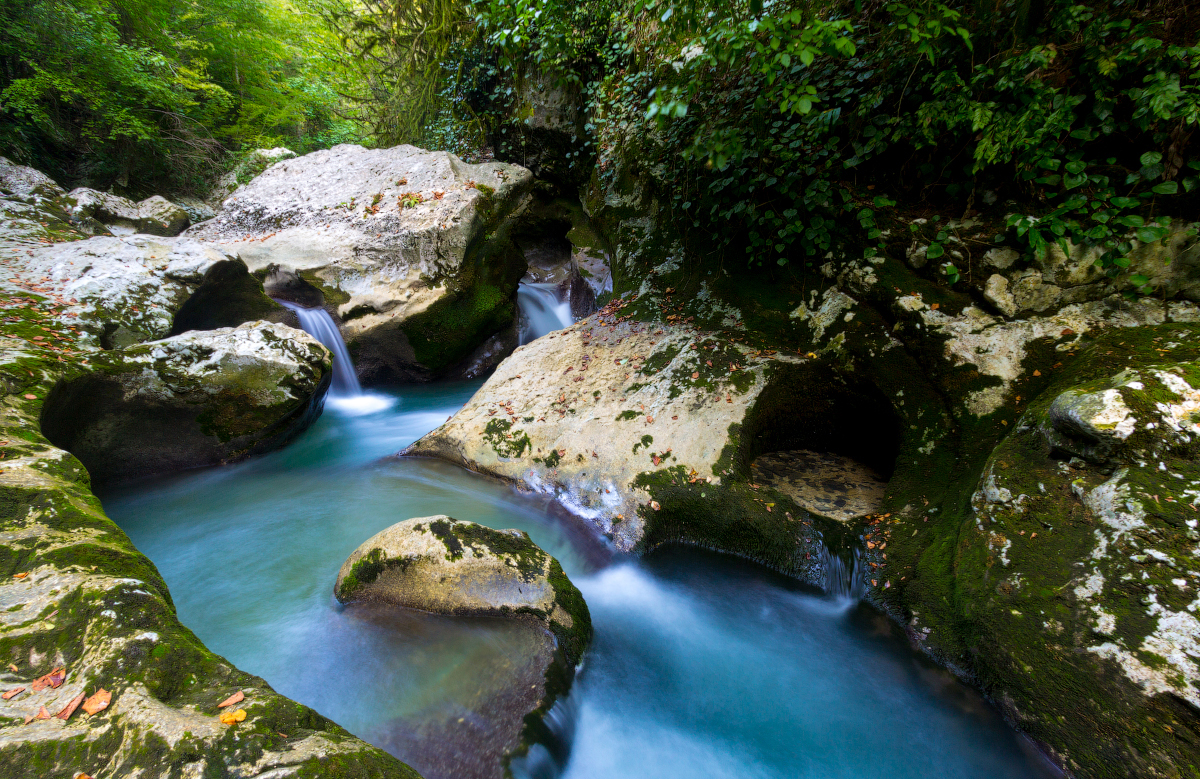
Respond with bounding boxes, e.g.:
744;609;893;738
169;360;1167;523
40;321;332;483
335;515;590;665
187;143;534;382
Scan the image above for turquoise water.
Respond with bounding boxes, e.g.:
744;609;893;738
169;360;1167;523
102;385;1058;779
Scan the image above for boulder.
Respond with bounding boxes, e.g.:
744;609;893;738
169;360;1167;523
0;155;65;201
405;300;897;558
40;321;331;483
336;516;589;777
13;234;231;348
64;188;191;236
207;146;297;207
335;515;590;664
174;194;217;224
954;324;1200;777
187;144;535;382
136;194;190;235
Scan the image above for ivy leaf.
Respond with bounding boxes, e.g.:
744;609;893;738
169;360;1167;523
926;242;945;259
1152;181;1179;195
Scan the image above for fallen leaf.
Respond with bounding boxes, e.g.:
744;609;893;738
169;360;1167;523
217;690;244;708
57;692;85;720
34;705;50;720
1033;369;1041;377
219;708;247;725
22;394;35;400
81;689;111;715
691;372;699;379
13;572;27;579
8;664;17;673
2;687;25;700
32;668;65;691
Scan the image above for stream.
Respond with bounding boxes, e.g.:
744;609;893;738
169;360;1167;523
99;291;1060;779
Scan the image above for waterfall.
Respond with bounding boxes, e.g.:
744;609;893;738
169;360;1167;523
818;541;867;602
518;282;574;344
275;299;361;396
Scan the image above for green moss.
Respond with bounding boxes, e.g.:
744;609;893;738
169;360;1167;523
482;417;531;458
615;410;641;421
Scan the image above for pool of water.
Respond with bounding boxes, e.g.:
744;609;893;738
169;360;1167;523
101;384;1059;779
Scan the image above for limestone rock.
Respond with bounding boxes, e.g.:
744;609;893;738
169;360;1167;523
957;327;1200;777
0;337;418;778
64;188;191;236
983;246;1020;270
187;143;535;382
404;308;835;551
136;194;190;235
0;156;65;200
173;194;217;224
13;234;231;348
40;321;332;483
207;146;297;207
335;515;591;665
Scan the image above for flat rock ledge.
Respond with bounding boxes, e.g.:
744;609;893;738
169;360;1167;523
335;516;591;666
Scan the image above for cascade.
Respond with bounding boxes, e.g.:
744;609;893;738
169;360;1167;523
518;282;574;344
818;540;867;602
275;299;361;396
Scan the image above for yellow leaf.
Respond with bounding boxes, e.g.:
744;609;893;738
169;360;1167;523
219;708;247;725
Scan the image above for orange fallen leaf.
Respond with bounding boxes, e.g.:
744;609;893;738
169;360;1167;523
23;394;36;400
13;572;27;579
219;708;247;725
8;664;18;673
81;689;111;715
3;687;25;700
34;705;50;720
1033;369;1041;377
217;690;244;708
691;372;699;379
57;692;85;720
32;668;65;691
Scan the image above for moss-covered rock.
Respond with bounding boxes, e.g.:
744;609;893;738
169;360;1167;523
335;515;590;664
940;325;1200;778
335;515;590;777
0;309;422;777
39;321;331;484
64;188;191;237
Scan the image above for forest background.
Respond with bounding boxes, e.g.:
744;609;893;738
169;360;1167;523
2;0;1197;288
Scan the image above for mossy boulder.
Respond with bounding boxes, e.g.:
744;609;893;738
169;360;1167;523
0;328;421;779
186;144;534;383
943;326;1200;778
335;515;590;665
40;321;332;484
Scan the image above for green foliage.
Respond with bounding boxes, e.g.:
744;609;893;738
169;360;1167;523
0;0;366;193
320;0;478;147
465;0;1199;287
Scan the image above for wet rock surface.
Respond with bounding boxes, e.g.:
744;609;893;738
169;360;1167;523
335;515;590;664
750;450;887;522
336;516;590;779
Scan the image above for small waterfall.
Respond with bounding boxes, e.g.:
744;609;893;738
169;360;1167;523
518;282;573;344
818;540;867;602
275;299;361;396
